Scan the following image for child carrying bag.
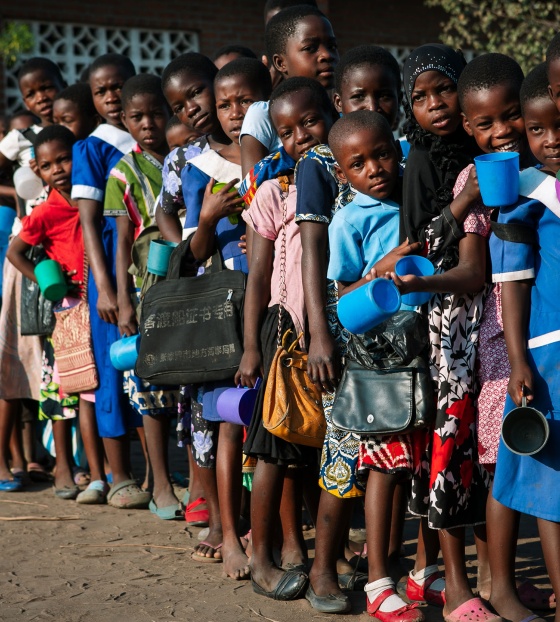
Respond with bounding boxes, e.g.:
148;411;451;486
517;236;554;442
51;261;98;394
135;235;245;385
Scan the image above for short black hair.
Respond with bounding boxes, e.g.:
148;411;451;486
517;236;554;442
328;110;394;162
213;45;257;62
546;32;560;68
265;5;327;59
264;0;317;20
520;62;551;113
334;45;401;95
88;53;136;81
457;53;524;109
120;73;168;111
269;76;335;126
35;124;76;153
54;83;97;119
9;109;40;124
166;115;183;132
17;57;66;86
215;58;273;100
161;52;218;91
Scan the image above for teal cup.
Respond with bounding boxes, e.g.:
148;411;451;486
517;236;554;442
34;259;68;302
501;397;549;456
147;239;178;276
110;334;141;371
338;278;401;334
395;255;435;306
474;152;519;207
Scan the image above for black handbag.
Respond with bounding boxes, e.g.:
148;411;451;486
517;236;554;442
135;237;245;385
330;311;436;435
20;245;55;336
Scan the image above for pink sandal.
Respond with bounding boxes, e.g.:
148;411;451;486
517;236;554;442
367;588;425;622
444;597;502;622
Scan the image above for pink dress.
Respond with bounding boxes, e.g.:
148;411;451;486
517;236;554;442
455;165;509;469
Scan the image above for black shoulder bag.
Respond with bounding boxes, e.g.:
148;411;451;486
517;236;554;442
20;245;56;336
135;236;245;385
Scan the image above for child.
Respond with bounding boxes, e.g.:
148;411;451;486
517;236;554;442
327;110;427;620
72;53;150;509
546;33;560;111
396;44;494;622
490;61;560;622
296;46;420;607
165;115;200;152
456;54;554;621
212;44;257;70
53;83;99;141
238;76;335;603
183;58;272;579
240;4;339;175
6;125;97;499
0;58;66;492
104;73;182;518
156;53;229;242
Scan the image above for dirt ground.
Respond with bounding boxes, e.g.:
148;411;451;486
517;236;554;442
0;439;554;622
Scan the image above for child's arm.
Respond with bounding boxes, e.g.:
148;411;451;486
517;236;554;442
235;231;273;387
241;135;269;178
502;280;533;406
189;178;244;263
115;215;137;337
391;232;486;296
6;236;36;281
78;198;119;324
155;204;182;243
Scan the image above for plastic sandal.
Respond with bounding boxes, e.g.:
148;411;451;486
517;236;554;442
185;496;209;526
444;597;502;622
27;462;52;482
149;498;183;520
76;480;109;504
406;569;446;607
0;478;23;492
517;581;556;611
367;587;425;622
107;479;150;509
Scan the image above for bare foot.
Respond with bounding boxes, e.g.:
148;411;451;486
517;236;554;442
221;539;250;580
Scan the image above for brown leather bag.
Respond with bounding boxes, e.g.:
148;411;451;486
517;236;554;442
262;329;325;448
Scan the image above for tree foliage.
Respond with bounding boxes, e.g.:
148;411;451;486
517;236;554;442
424;0;559;73
0;22;33;68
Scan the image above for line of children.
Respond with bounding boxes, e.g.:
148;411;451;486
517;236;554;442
1;19;560;622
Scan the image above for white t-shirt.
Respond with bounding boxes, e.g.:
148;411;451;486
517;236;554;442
0;125;41;167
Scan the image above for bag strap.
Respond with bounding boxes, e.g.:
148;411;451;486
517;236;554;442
81;254;89;301
19;127;38;147
489;209;539;246
276;176;290;346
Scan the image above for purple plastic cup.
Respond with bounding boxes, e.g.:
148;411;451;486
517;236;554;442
216;378;262;425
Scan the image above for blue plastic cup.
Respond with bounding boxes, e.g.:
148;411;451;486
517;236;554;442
395;255;435;306
147;239;178;276
338;278;401;334
0;206;16;235
474;152;519;207
110;334;141;371
34;259;68;302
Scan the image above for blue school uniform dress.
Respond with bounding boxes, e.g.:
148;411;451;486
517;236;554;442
71;124;137;438
491;181;560;522
181;150;248;422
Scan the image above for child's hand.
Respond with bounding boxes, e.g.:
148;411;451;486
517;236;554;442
307;330;340;394
200;178;244;228
460;166;481;205
508;361;534;407
97;286;119;325
388;271;425;295
118;299;138;337
235;348;263;388
373;239;423;274
238;234;247;254
64;269;82;295
29;158;38;175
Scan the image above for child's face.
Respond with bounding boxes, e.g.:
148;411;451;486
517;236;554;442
53;98;97;141
462;83;526;155
35;139;72;195
523;96;560;175
548;58;560;113
214;76;264;144
164;72;217;135
274;15;339;89
166;124;200;151
9;114;36;132
271;90;333;161
122;93;170;156
19;69;63;124
89;65;131;127
214;52;242;70
334;64;400;129
334;126;399;200
410;70;461;137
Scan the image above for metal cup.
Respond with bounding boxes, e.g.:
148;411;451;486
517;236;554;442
501;396;550;456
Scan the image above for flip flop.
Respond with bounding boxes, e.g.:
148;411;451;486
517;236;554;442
517;580;556;611
0;478;23;492
444;597;502;622
185;496;209;526
27;462;52;482
191;541;223;563
107;479;150;509
149;498;184;520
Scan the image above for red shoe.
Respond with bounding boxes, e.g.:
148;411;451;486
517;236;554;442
406;570;445;607
184;496;209;526
367;587;425;622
